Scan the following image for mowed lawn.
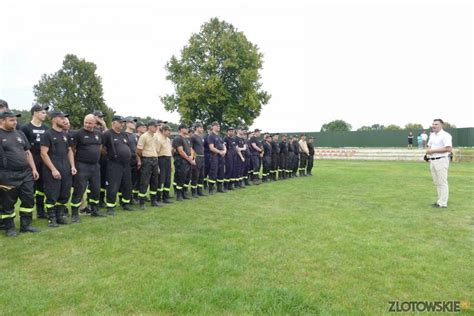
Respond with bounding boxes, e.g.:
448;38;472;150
1;160;473;315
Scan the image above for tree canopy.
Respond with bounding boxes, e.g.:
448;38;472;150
320;120;352;132
33;54;114;128
161;18;271;128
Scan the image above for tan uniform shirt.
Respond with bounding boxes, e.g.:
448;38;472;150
137;131;158;157
299;139;309;155
155;133;172;157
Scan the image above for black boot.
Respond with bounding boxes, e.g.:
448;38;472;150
47;207;59;228
4;218;17;237
197;187;206;196
150;196;160;207
36;196;47;219
244;177;250;186
182;188;190;200
0;219;5;230
162;191;173;204
191;188;198;198
217;182;225;193
132;192;139;204
122;203;135;211
90;204;106;217
176;190;183;201
139;198;146;210
106;207;116;216
20;215;41;232
56;206;69;225
227;182;234;190
208;183;215;195
71;207;81;223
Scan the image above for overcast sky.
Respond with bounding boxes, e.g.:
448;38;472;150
1;0;472;132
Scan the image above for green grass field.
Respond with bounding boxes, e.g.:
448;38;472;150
2;160;473;315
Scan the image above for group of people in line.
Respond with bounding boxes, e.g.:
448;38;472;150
0;99;316;237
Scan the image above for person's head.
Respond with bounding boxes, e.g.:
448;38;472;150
146;120;158;133
300;134;306;141
254;129;261;138
156;119;168;130
211;121;220;133
281;134;287;141
111;115;126;132
178;124;189;135
136;122;146;134
0;99;9;113
409;131;413;135
30;104;49;122
63;117;70;131
432;119;444;133
308;137;314;143
194;122;204;134
161;125;171;137
265;134;272;142
227;127;235;136
49;111;69;129
0;111;21;131
83;114;96;132
272;134;279;142
126;117;137;131
93;110;106;128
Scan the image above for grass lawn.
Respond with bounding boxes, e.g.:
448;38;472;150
1;160;473;315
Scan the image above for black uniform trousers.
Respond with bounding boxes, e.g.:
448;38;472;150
106;160;132;208
43;158;72;210
158;156;172;197
288;152;296;175
174;156;191;191
225;150;235;184
99;156;108;202
0;169;35;220
280;153;288;177
251;155;261;178
245;153;253;180
307;154;314;174
139;157;159;199
232;153;243;182
262;155;271;178
299;153;308;172
70;161;100;209
271;154;279;178
191;155;205;190
131;159;140;196
208;154;225;185
32;154;46;212
204;152;210;183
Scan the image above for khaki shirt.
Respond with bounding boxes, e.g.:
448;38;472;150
298;139;309;155
137;131;158;157
155;133;172;157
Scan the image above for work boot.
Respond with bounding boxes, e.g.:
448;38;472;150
4;218;17;237
217;183;225;193
244;178;250;186
47;207;59;228
80;205;92;215
20;215;41;232
228;182;234;190
71;207;81;223
90;204;106;217
106;208;116;216
0;219;5;230
182;188;191;200
191;188;198;198
56;206;69;225
122;204;135;211
176;190;183;201
162;191;173;204
197;187;206;196
150;197;160;207
36;202;47;219
223;182;228;191
208;183;215;195
132;192;139;204
139;198;146;210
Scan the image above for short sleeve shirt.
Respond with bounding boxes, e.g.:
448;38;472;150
172;135;191;157
428;130;452;158
73;128;102;164
41;128;70;159
0;128;30;170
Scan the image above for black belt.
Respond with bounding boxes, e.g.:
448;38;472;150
428;156;446;161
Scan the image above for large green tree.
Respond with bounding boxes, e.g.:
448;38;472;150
404;123;424;131
33;54;114;128
320;120;352;132
161;18;271;128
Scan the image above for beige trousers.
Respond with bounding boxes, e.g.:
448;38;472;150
430;158;449;207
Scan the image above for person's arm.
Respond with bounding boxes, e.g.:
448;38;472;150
426;146;452;154
251;143;262;152
67;147;77;175
41;146;61;179
177;146;195;165
26;150;39;180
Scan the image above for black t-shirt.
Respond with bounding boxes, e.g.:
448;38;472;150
172;135;191;157
293;141;300;155
73;128;102;164
125;132;138;157
102;130;132;163
280;140;288;154
0;128;30;171
308;143;315;156
41;128;70;159
190;134;205;155
236;137;246;151
20;122;48;156
250;136;263;156
271;140;280;155
208;133;224;151
224;136;236;152
263;142;272;157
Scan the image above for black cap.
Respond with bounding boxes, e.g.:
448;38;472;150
136;122;145;128
112;115;126;122
0;111;21;119
126;117;138;123
30;104;49;114
49;110;69;118
194;122;203;128
265;134;272;139
146;120;157;127
254;128;262;132
93;110;105;118
178;123;189;130
0;99;8;109
272;133;279;136
156;119;168;124
161;124;171;131
211;121;220;126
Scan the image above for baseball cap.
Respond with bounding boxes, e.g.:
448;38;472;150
112;115;126;122
136;122;145;128
30;104;49;114
254;128;262;132
49;110;69;118
126;117;138;123
0;111;21;119
211;121;220;126
146;120;157;127
93;110;105;118
156;119;168;124
178;123;189;130
228;127;235;130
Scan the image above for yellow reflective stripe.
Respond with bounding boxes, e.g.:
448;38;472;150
45;204;55;209
106;203;116;208
70;202;82;207
132;190;140;194
100;188;106;192
208;180;216;184
89;199;99;204
191;185;197;189
224;179;230;182
217;179;224;183
176;186;183;190
156;188;163;192
149;191;157;196
121;199;130;203
163;188;170;192
183;184;190;188
197;184;204;188
0;213;16;219
35;190;45;196
55;202;65;206
20;208;34;213
86;189;91;194
138;193;147;198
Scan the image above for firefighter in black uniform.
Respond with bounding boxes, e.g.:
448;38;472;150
270;133;280;181
93;110;108;208
279;134;289;180
262;134;273;182
245;131;254;184
172;124;195;201
292;135;300;177
102;115;133;215
70;114;106;222
223;127;236;191
20;104;49;219
124;117;140;204
190;122;206;197
234;128;247;188
40;111;77;227
287;135;295;178
207;122;226;194
307;137;315;176
0;111;40;236
203;126;212;189
250;129;263;185
137;120;160;209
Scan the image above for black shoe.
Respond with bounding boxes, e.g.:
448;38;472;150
56;216;70;225
150;200;161;207
0;219;5;230
139;203;146;210
98;201;106;209
6;228;17;237
122;204;135;211
107;208;116;216
71;214;81;223
434;204;447;208
431;203;440;207
20;216;41;232
48;218;59;228
176;190;184;201
37;212;47;219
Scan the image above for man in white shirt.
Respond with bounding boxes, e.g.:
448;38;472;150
426;119;452;208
